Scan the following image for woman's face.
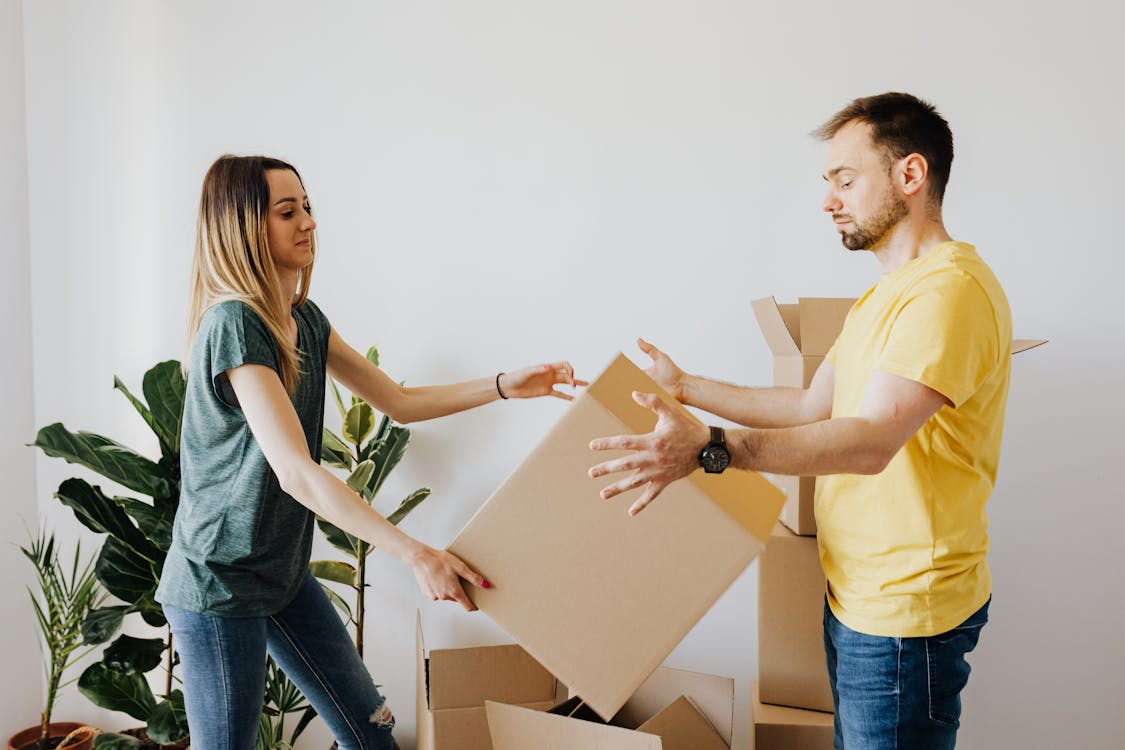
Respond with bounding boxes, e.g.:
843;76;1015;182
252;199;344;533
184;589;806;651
265;168;316;272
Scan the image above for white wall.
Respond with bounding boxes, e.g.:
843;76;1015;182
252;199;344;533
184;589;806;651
14;1;1125;748
1;0;47;738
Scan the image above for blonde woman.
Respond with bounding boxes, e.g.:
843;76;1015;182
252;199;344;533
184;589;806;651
155;155;584;749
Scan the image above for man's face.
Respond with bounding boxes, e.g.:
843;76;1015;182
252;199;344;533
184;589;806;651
821;121;907;251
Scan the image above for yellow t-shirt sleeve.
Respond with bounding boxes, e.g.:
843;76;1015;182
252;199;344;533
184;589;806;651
874;271;1001;407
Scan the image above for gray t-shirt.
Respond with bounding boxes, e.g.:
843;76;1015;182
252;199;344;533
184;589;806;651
156;298;330;617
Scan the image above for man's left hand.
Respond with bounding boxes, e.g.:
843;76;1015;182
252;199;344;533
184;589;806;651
588;391;709;515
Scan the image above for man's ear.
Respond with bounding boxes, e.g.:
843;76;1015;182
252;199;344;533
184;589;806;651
899;153;929;198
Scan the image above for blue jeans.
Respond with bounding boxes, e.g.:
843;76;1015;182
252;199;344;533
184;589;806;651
164;572;396;750
823;598;989;750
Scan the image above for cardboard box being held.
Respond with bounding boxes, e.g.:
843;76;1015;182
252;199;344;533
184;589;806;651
416;614;563;750
449;354;785;720
487;666;734;750
752;681;834;750
759;523;833;712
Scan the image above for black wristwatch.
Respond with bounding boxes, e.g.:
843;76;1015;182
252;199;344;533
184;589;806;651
698;426;731;474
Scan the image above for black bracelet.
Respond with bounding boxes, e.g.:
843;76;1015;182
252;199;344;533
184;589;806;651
496;372;509;399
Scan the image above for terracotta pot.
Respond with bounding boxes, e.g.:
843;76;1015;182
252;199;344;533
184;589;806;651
7;723;98;750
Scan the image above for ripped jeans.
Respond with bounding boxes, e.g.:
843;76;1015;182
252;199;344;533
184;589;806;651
164;571;396;750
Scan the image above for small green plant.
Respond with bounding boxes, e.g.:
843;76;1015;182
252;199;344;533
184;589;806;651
256;658;317;750
314;346;431;657
20;527;106;750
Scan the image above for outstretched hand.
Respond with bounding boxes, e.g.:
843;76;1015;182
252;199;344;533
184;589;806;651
588;390;709;516
637;338;687;402
499;361;588;401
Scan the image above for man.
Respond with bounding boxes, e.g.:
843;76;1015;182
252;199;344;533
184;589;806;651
589;92;1012;750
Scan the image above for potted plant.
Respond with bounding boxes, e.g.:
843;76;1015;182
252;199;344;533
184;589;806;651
8;527;105;750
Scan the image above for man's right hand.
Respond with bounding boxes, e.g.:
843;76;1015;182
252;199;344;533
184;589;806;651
637;338;688;402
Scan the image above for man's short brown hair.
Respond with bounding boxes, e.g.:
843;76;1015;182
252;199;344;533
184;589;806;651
816;92;954;204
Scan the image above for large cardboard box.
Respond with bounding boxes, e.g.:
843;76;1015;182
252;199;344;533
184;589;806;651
487;666;734;750
752;682;834;750
449;354;785;719
416;615;563;750
758;523;833;712
751;296;855;536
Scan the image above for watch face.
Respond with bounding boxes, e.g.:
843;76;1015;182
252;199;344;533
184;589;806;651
700;445;731;474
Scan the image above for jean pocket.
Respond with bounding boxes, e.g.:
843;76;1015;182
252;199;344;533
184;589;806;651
925;621;985;725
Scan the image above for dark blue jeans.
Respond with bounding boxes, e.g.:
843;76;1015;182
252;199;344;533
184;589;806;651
164;572;396;750
823;598;989;750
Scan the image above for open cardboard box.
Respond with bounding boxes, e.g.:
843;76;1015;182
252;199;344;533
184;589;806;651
449;354;785;720
486;666;733;750
752;681;834;750
752;296;1048;535
416;613;565;750
759;523;833;712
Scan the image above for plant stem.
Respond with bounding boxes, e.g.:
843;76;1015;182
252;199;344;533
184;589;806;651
166;628;174;696
356;534;366;660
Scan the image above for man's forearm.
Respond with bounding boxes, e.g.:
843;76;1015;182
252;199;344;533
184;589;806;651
683;375;814;428
727;417;894;477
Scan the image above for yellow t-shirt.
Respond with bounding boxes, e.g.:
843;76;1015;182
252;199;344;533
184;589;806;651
817;241;1012;638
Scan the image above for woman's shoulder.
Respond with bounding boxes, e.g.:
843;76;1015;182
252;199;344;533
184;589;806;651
295;297;331;332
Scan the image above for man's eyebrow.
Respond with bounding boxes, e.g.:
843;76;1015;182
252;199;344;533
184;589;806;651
822;166;854;181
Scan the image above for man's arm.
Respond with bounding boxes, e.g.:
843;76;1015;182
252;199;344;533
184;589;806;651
638;338;833;428
589;369;950;515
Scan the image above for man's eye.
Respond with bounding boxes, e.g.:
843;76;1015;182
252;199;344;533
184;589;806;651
840;181;852;189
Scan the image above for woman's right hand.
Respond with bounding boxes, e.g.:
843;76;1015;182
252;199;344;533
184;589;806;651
637;338;688;402
409;544;489;612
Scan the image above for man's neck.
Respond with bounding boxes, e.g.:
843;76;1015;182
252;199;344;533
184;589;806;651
869;215;953;274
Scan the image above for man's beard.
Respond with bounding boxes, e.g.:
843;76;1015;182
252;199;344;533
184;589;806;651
838;191;908;251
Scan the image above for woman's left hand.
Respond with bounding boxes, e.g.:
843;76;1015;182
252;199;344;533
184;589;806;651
499;361;588;401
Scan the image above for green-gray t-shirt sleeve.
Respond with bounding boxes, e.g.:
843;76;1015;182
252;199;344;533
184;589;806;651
204;301;280;407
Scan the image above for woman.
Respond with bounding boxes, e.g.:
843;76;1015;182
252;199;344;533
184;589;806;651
154;155;584;749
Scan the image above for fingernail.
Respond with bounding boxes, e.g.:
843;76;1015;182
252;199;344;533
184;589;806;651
482;580;491;588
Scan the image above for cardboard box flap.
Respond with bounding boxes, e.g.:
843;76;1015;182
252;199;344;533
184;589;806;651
752;297;801;355
636;696;729;750
1013;338;1047;354
751;682;834;727
797;298;856;355
487;701;662;750
426;644;555;710
611;667;734;745
449;355;784;721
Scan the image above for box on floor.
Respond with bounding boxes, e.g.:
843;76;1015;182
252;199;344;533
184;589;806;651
752;681;834;750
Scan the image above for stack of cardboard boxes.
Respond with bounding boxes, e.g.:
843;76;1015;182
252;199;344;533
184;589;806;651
750;297;850;749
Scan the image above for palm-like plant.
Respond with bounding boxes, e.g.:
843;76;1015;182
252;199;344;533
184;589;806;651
20;528;106;750
314;346;431;657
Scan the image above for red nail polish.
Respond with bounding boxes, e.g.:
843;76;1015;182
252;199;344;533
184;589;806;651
482;580;491;589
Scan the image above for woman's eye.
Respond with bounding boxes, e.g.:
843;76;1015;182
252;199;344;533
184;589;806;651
280;211;294;218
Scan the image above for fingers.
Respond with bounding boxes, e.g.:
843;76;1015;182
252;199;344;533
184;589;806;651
637;337;656;358
589;433;643;452
549;390;575;401
451;555;490;590
599;470;649;500
629;482;666;516
588;454;639;479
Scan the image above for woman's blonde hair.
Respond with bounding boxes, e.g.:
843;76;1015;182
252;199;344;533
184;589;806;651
185;155;315;394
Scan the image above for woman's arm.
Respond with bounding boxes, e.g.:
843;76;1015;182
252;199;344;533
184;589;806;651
325;329;585;424
225;363;488;611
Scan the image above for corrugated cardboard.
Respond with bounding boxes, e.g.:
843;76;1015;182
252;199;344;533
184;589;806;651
416;614;561;750
449;354;785;719
751;297;855;536
487;666;734;750
758;523;833;712
752;296;1048;536
752;682;834;750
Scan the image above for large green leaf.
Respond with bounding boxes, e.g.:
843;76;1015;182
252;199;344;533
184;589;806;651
113;377;165;457
346;460;376;494
78;662;157;720
55;478;161;560
363;426;411;501
141;361;186;459
328;377;349;420
103;634;165;674
321;428;353;470
33;423;173;499
309;559;357;587
115;495;175;551
127;590;167;629
387;488;432;526
96;536;158;605
82;605;129;645
319;582;353;624
342;402;375;446
147;690;189;744
94;734;144;749
316;517;362;559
